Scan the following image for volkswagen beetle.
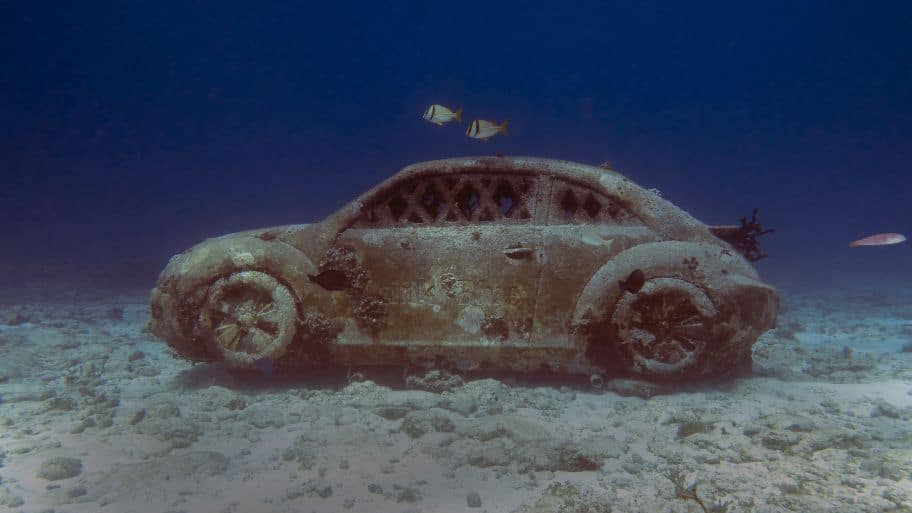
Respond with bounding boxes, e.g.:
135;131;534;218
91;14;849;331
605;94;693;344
149;157;778;382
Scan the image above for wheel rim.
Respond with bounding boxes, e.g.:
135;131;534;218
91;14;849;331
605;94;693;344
611;277;716;376
197;271;297;366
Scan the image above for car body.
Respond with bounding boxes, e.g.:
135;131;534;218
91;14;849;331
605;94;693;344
149;156;778;382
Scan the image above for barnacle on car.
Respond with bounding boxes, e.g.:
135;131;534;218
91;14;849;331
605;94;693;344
149;156;778;382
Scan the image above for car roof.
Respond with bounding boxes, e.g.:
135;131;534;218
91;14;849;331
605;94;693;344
324;156;721;246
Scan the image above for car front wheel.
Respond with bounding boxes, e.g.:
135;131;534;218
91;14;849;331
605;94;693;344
196;270;298;367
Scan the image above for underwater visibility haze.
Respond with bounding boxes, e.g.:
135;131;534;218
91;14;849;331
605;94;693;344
1;2;911;512
2;1;911;289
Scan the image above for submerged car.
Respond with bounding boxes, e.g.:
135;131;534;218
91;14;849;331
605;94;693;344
150;156;778;382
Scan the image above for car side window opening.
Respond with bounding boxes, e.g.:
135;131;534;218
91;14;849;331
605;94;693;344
355;173;538;228
550;180;637;225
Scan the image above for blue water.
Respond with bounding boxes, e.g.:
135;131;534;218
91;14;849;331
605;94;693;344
2;1;910;292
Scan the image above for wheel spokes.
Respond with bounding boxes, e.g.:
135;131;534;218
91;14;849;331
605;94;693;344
673;335;699;353
611;277;720;376
215;322;241;350
198;271;299;366
255;305;281;333
249;329;271;352
673;320;707;339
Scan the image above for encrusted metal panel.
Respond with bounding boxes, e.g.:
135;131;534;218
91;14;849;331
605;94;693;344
534;225;659;350
334;224;542;349
149;156;779;382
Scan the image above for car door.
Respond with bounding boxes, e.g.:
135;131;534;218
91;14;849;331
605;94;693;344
534;177;656;349
336;173;542;348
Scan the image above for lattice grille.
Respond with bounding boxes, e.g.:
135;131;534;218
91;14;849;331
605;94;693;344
356;174;537;227
552;182;633;225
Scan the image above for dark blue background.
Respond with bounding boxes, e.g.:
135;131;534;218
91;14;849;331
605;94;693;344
2;1;910;291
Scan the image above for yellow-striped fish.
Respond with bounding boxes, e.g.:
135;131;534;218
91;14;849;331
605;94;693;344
466;119;508;141
422;104;462;125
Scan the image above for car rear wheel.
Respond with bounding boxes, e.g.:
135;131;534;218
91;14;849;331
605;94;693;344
196;270;298;367
611;277;717;377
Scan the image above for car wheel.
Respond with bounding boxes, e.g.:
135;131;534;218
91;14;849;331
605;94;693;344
196;270;298;367
611;277;717;378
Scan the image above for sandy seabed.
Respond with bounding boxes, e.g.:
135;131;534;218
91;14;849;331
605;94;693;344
0;285;910;513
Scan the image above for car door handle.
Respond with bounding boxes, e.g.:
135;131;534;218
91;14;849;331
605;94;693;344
503;247;535;259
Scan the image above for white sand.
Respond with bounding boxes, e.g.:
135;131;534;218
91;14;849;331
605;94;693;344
0;286;910;513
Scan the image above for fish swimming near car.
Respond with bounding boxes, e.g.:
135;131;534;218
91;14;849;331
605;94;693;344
580;226;615;250
466;119;508;141
849;232;906;247
422;104;462;125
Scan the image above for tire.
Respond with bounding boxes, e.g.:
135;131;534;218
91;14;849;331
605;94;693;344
196;270;298;367
573;241;758;381
152;234;326;365
611;276;717;377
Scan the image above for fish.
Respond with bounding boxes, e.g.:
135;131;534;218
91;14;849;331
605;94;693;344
849;233;906;247
422;104;462;125
466;119;508;141
619;269;646;294
580;226;615;250
307;269;352;291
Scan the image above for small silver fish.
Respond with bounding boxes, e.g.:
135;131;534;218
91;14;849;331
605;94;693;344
849;232;906;247
466;118;508;141
422;104;462;125
580;226;615;250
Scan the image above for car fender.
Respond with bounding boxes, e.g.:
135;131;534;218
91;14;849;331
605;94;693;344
571;240;774;379
150;234;327;362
